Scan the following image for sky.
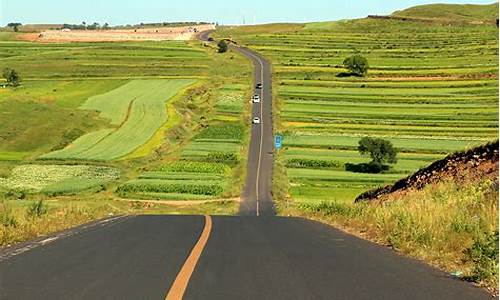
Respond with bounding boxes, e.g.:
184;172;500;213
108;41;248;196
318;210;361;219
1;0;497;26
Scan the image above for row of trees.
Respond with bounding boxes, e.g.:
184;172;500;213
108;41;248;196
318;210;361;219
7;22;21;32
62;22;111;30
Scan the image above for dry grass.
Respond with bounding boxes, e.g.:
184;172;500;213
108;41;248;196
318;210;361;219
282;178;499;294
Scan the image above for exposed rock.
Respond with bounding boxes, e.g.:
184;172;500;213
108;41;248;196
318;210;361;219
355;140;499;202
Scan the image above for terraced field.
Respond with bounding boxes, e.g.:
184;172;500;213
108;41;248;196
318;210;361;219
0;41;209;79
218;19;499;203
118;81;251;200
41;79;195;161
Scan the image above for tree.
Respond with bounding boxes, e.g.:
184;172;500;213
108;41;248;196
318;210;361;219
343;54;369;76
2;68;21;87
358;137;397;165
217;40;228;53
7;22;21;32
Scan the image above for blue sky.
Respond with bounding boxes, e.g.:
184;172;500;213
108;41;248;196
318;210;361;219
1;0;497;26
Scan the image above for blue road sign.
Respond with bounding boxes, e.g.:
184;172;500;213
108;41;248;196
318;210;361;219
275;135;283;149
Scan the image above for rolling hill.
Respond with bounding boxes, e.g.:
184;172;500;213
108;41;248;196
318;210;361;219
392;2;499;23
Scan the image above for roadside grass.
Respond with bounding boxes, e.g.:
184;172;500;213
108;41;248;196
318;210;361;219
282;178;499;292
0;194;238;247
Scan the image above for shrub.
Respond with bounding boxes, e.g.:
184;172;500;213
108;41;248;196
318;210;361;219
0;201;17;227
465;231;499;283
2;68;21;87
27;200;48;218
218;40;228;53
345;162;389;174
342;54;369;76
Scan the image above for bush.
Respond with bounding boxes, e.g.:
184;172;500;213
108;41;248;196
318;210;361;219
342;54;369;76
345;162;389;174
2;68;21;87
465;231;499;283
27;200;48;218
217;40;228;53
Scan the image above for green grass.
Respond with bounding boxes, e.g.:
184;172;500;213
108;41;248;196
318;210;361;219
0;39;212;160
41;79;195;161
391;3;499;22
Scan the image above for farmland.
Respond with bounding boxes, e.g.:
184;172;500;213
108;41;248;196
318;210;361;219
0;28;250;211
119;81;252;200
41;79;195;161
217;17;499;204
0;164;119;195
0;40;211;161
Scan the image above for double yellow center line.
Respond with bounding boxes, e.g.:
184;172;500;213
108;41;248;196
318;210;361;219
165;215;213;300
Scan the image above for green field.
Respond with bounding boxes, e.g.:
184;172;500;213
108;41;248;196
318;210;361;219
0;39;211;161
217;17;499;204
41;79;195;161
0;32;251;200
0;164;119;194
118;81;252;200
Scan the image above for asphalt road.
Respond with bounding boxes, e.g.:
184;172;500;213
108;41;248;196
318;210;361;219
198;31;275;216
0;215;491;300
0;32;492;300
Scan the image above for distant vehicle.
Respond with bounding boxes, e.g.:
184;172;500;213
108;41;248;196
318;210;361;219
256;83;263;89
252;95;260;103
252;117;261;124
207;37;214;42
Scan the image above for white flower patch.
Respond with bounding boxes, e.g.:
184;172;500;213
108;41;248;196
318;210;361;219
0;165;120;192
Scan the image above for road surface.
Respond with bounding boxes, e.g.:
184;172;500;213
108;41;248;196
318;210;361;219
0;31;492;300
0;215;491;299
198;30;275;216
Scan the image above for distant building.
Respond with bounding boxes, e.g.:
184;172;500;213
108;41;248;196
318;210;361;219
61;28;71;32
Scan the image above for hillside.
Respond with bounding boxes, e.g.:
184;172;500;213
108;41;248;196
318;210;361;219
356;141;499;202
392;2;499;23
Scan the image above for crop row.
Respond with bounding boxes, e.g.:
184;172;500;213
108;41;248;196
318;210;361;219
117;179;224;196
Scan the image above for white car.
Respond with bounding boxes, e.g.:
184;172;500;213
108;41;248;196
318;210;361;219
252;95;260;103
252;117;261;124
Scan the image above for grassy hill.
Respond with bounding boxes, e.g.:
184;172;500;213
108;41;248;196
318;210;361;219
392;2;499;22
